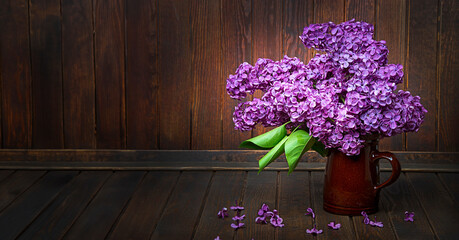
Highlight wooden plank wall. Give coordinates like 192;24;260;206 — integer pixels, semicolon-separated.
0;0;457;151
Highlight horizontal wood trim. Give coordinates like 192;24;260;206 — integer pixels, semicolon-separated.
0;150;457;164
0;161;457;173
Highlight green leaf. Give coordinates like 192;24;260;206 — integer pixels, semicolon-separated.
311;140;328;157
285;130;316;174
258;136;289;173
239;123;288;150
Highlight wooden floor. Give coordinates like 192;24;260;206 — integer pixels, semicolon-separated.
0;169;457;239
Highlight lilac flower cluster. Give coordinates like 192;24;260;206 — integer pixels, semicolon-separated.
255;204;284;227
226;19;427;155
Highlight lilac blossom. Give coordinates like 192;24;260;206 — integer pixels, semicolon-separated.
361;211;383;228
231;201;245;229
214;236;221;240
305;208;315;219
255;204;284;228
404;211;415;222
306;225;323;235
269;209;285;228
227;19;427;156
217;207;228;219
328;221;341;230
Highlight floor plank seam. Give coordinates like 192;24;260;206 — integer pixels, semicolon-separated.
436;173;457;205
0;170;48;215
404;172;440;240
148;171;182;239
190;171;215;240
16;171;83;239
60;171;114;239
104;171;149;239
0;170;16;185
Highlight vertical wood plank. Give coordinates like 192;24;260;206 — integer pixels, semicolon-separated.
17;171;111;239
278;172;313;239
234;171;277;240
94;0;126;149
345;0;375;24
438;0;459;151
150;171;212;239
126;0;159;149
407;172;459;239
282;0;314;63
193;171;246;239
0;171;78;240
62;0;96;148
158;0;192;149
0;0;32;148
310;172;356;240
314;0;345;24
63;171;144;239
108;171;180;239
221;0;252;149
380;172;436;239
29;0;64;148
190;0;222;149
405;0;437;151
376;0;406;151
252;0;282;137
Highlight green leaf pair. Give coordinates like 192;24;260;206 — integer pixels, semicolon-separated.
239;123;328;174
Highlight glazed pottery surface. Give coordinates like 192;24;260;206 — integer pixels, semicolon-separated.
323;139;401;215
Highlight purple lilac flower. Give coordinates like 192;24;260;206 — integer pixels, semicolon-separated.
255;203;270;224
369;216;384;228
328;221;341;230
231;201;245;229
361;211;370;224
269;209;285;228
404;211;415;222
214;236;221;240
305;208;315;219
227;19;427;156
217;207;228;219
306;225;323;235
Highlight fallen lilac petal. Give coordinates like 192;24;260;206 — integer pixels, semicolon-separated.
361;211;368;218
218;207;228;218
328;221;341;229
306;225;323;235
361;211;370;224
232;214;246;221
230;206;245;211
305;208;316;219
255;215;268;224
231;222;245;229
369;216;384;228
258;203;270;216
270;215;285;228
214;236;220;240
404;211;415;222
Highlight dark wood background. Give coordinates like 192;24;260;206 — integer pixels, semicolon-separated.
0;0;457;151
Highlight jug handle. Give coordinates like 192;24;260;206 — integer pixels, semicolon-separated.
371;151;401;191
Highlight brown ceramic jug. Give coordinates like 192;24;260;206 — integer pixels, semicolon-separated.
323;138;401;215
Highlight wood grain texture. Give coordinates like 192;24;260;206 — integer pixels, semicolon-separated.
158;0;192;149
405;0;437;151
193;171;246;239
438;173;459;203
29;0;64;148
314;0;345;24
407;172;459;239
252;0;282;137
282;0;313;63
126;0;159;149
376;0;406;151
63;171;144;239
107;171;180;239
0;171;78;239
0;170;14;183
234;171;277;240
0;0;32;148
278;171;313;239
0;170;46;211
380;172;435;239
94;0;126;149
191;0;222;149
62;0;96;149
17;171;111;239
150;171;212;239
221;0;252;149
310;172;356;240
438;0;459;151
345;0;375;24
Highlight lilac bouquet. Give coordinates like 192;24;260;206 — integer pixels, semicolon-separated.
226;19;427;173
